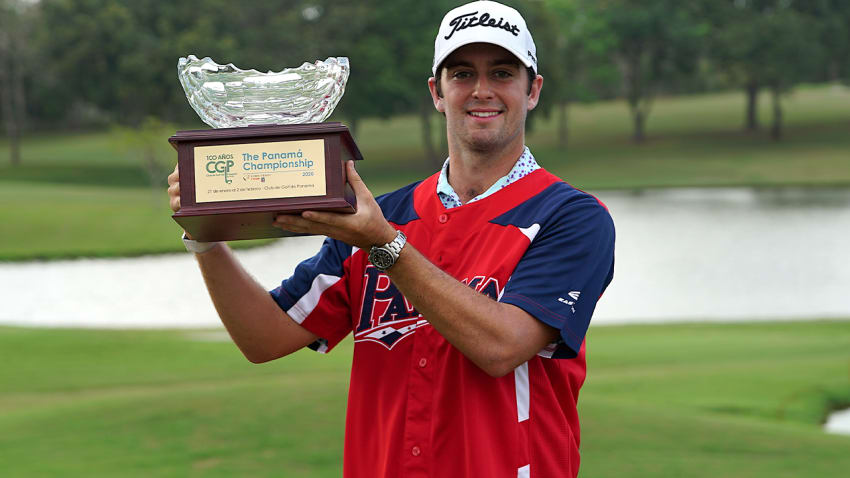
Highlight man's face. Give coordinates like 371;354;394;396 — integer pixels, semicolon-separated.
429;43;542;155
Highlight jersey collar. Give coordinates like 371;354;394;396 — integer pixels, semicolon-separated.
436;147;539;209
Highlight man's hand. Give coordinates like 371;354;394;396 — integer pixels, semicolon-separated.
273;161;397;248
278;161;557;376
167;163;200;241
167;164;181;213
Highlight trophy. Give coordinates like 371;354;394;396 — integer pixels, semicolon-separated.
169;55;361;242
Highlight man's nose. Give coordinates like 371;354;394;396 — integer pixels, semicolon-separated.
472;76;495;99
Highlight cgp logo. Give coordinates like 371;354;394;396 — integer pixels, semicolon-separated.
205;154;235;184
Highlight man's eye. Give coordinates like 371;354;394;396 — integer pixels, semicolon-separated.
452;71;472;79
494;70;513;79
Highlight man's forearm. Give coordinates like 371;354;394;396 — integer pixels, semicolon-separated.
386;243;558;377
270;162;557;375
194;244;318;363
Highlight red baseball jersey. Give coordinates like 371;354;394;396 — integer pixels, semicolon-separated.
271;168;615;478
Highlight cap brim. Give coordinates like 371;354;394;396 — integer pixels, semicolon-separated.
432;39;535;76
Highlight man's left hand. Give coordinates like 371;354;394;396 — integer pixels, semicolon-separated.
273;161;397;249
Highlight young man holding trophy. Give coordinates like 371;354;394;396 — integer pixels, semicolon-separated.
168;2;614;477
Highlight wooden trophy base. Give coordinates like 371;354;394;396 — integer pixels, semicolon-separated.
169;122;362;242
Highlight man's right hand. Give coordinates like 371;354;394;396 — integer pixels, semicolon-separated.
167;164;195;240
167;164;181;213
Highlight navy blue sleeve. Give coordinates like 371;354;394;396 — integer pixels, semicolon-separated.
269;237;351;314
500;194;615;358
268;237;353;353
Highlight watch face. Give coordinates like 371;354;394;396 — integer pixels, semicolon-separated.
369;248;394;270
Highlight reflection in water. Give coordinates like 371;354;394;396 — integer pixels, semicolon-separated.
751;187;850;209
617;187;850;209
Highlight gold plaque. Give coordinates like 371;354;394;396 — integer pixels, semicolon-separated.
193;139;327;203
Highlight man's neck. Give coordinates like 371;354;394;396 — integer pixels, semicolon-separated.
445;140;526;204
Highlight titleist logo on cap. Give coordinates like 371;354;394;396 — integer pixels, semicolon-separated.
444;11;521;40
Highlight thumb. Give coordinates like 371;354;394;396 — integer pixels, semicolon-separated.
346;161;368;195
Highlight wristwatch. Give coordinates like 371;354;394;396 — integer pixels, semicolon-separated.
368;230;407;271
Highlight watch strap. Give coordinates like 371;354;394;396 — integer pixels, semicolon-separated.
384;230;406;256
182;232;220;254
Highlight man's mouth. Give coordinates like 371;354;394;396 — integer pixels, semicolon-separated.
468;111;501;118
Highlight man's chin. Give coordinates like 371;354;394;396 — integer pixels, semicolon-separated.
464;132;503;152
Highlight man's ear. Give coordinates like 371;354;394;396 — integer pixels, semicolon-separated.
527;75;543;111
428;77;445;113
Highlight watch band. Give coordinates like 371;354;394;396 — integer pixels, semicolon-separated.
182;232;220;254
368;230;407;271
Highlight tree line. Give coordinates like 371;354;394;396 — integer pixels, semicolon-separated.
1;0;849;166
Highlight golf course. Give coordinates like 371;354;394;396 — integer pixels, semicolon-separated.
2;86;849;476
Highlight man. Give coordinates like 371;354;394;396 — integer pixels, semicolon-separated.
168;2;614;477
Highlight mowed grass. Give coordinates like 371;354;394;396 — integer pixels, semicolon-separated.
0;320;848;477
1;84;849;260
0;328;352;477
1;182;183;259
580;321;850;477
356;84;850;189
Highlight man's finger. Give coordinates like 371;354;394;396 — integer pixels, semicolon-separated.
274;214;308;229
273;219;307;234
274;217;335;238
301;210;345;227
167;164;179;185
274;213;327;233
346;161;369;196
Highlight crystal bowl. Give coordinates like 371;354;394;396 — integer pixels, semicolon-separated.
178;55;349;128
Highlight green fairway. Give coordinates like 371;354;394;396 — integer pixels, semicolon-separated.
580;321;850;477
1;182;183;259
1;85;849;260
0;320;848;477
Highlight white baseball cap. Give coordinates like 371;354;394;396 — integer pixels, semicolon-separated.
432;1;538;76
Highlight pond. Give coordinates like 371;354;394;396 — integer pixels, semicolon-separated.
1;187;849;328
593;186;850;324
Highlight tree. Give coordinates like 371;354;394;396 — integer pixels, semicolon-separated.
592;0;707;143
0;0;36;166
708;0;823;137
758;8;821;140
37;0;252;126
38;0;136;124
792;0;850;83
328;0;454;167
538;0;617;148
706;1;766;132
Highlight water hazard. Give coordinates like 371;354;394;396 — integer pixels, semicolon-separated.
593;186;850;323
1;187;849;328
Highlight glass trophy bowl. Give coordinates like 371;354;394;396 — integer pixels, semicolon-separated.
170;56;361;242
178;55;350;128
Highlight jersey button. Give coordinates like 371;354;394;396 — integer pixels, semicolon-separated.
418;358;427;368
438;213;448;223
411;446;421;457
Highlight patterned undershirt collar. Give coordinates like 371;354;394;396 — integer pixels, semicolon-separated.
436;146;539;209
